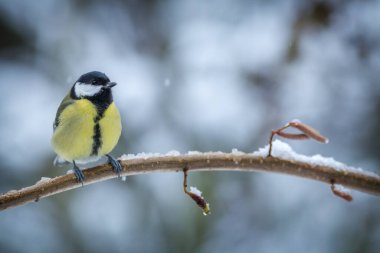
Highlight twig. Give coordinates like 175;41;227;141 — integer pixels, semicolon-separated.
0;152;379;211
331;179;353;202
183;167;210;215
268;120;328;157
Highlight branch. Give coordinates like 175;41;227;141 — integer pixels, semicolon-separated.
1;143;379;211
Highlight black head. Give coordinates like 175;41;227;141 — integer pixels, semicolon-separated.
71;71;117;99
77;71;111;86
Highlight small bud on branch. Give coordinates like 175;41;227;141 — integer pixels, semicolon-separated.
183;167;210;215
331;180;353;202
289;120;329;144
276;132;309;140
268;120;328;157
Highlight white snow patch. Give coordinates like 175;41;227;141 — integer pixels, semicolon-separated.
231;148;245;155
189;186;202;196
121;176;127;182
119;152;161;160
166;150;181;156
253;140;380;178
187;150;202;155
35;177;51;185
120;150;226;160
119;150;181;160
333;184;351;194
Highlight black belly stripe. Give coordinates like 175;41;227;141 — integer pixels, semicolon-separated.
85;88;113;156
91;115;102;156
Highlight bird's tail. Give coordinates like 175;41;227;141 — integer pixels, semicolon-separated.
53;155;70;167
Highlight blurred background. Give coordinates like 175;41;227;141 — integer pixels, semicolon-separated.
0;0;379;252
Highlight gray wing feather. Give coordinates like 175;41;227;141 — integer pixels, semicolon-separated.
53;94;75;131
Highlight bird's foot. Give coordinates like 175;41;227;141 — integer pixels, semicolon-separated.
72;162;85;186
106;155;122;178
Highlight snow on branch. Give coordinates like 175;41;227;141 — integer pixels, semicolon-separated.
0;140;379;212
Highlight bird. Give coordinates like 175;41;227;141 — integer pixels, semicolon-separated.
51;71;122;184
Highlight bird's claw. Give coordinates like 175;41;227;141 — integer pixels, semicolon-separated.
106;155;122;178
72;163;85;186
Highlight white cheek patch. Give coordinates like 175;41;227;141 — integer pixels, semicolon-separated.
74;82;102;97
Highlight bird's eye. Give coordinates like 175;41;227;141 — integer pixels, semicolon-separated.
92;80;97;85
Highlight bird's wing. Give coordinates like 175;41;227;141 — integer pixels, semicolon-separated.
53;94;75;131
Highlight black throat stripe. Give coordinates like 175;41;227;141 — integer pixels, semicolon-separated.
90;92;113;156
91;115;102;156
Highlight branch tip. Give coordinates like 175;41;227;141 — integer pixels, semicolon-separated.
330;180;353;202
183;168;211;215
268;120;328;156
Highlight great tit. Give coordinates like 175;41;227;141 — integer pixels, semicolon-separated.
51;71;122;184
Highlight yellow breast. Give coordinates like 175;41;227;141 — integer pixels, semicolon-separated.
51;100;121;161
98;102;122;156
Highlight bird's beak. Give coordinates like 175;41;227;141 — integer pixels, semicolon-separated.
106;82;117;88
